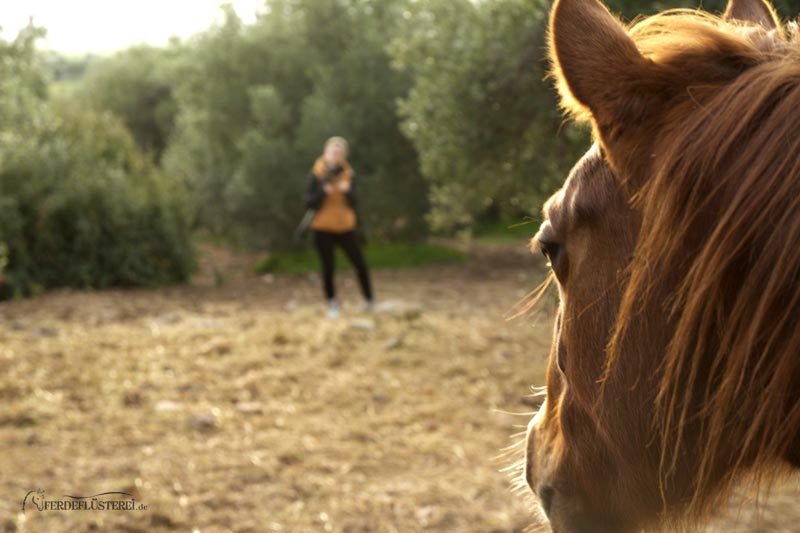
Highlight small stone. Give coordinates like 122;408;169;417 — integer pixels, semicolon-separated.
375;300;423;320
32;327;58;338
152;313;182;326
149;512;176;528
278;452;303;465
383;335;404;351
235;402;263;415
349;318;375;331
415;505;437;526
272;332;290;345
199;341;231;356
187;414;218;431
123;391;144;407
154;400;184;413
372;393;391;405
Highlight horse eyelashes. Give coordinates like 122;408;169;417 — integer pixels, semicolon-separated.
539;241;561;264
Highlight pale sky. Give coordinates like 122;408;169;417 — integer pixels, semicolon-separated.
0;1;264;54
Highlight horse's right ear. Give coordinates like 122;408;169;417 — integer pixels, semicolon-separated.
549;0;646;126
724;0;780;30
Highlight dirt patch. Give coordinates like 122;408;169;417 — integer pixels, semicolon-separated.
0;247;549;533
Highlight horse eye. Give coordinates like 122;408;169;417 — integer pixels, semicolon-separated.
535;220;562;267
538;239;561;265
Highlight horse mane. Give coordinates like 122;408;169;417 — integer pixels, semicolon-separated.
602;9;800;519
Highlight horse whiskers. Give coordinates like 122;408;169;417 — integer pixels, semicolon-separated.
529;385;547;397
494;440;527;464
505;273;555;321
492;408;539;417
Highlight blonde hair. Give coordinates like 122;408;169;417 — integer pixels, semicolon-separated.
324;136;349;155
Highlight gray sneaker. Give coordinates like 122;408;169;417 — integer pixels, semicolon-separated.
327;299;340;319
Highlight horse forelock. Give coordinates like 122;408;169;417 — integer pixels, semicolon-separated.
603;8;800;519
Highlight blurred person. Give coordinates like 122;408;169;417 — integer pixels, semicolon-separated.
304;137;373;319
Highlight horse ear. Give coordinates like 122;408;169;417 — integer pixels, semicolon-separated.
724;0;780;30
549;0;646;123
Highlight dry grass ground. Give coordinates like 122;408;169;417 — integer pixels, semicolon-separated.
1;243;798;533
0;244;549;533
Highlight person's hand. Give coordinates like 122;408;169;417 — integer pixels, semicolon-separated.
338;181;351;193
323;183;334;194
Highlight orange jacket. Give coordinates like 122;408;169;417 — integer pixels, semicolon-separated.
305;157;358;233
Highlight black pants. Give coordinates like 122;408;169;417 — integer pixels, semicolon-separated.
313;230;373;301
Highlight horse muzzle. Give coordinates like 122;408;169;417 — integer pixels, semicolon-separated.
525;400;554;515
524;400;619;533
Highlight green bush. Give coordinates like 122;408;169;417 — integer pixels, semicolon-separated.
0;99;194;297
0;242;8;281
0;25;195;298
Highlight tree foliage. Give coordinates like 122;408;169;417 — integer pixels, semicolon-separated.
75;0;800;244
391;0;591;234
157;0;427;248
0;26;193;298
389;0;798;234
79;45;179;162
4;0;797;296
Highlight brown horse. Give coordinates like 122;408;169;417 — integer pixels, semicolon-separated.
523;0;800;531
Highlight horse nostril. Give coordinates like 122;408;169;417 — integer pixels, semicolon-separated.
538;484;556;517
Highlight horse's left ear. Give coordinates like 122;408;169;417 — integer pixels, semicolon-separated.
724;0;780;30
549;0;649;128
